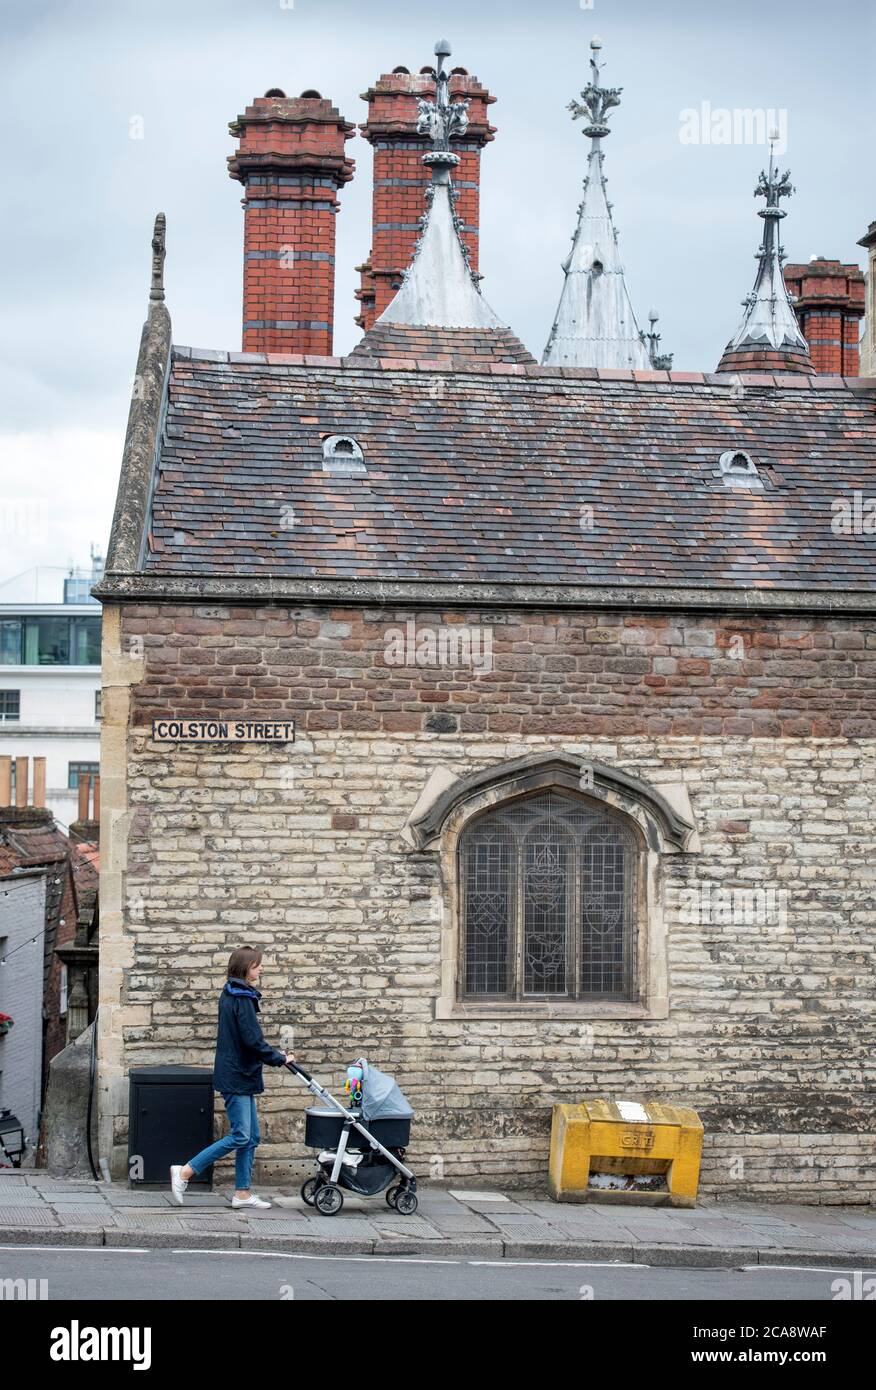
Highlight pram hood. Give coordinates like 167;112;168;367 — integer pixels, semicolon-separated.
353;1057;414;1122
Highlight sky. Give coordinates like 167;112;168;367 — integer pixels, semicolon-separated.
1;0;873;593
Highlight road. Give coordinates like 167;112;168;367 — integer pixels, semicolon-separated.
0;1244;865;1300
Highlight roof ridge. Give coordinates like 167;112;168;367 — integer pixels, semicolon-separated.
170;346;876;390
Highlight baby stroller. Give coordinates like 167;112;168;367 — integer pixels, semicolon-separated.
285;1056;418;1217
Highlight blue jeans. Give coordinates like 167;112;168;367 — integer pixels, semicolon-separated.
187;1093;261;1191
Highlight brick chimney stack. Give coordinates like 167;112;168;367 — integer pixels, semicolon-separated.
355;65;496;330
0;756;46;809
783;257;865;376
228;90;356;356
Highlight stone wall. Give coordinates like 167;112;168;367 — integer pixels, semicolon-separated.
98;602;876;1200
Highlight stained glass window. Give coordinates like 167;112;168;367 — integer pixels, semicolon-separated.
460;791;637;1001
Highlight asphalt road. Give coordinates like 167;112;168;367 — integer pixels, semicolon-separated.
0;1244;865;1301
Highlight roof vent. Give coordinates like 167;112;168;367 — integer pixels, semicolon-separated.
322;434;366;476
718;449;763;489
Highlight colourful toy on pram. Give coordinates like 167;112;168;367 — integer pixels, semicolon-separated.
284;1055;417;1217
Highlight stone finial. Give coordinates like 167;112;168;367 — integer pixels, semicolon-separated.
416;38;470;174
568;35;622;139
149;213;166;304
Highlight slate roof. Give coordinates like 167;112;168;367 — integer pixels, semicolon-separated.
347;322;535;364
138;348;876;590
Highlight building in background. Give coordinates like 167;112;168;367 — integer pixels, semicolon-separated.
859;221;876;377
0;553;103;828
0;862;46;1160
0;757;99;1166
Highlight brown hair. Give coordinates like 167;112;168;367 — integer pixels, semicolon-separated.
227;945;263;982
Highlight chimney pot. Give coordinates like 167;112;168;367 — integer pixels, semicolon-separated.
229;89;355;355
783;257;866;376
14;758;29;809
33;757;46;810
78;772;89;822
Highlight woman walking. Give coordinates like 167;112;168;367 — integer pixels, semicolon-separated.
170;946;294;1208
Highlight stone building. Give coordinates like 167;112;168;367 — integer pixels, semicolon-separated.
95;41;876;1200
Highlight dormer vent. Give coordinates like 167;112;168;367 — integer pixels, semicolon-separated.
322;435;366;475
718;449;764;490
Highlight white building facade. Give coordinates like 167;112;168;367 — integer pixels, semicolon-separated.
0;577;102;827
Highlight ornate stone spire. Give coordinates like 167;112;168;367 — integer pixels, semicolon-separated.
542;38;651;370
375;40;510;333
716;136;814;375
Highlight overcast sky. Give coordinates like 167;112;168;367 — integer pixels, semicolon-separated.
1;0;872;593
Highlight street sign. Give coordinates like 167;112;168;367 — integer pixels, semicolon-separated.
151;719;295;743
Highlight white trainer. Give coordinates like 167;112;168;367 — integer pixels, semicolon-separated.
231;1194;272;1209
170;1164;189;1205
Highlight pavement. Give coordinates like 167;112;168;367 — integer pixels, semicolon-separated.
1;1171;875;1267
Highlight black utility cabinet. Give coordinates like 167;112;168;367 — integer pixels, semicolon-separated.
128;1065;215;1188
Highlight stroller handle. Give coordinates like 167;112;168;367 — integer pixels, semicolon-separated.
284;1059;314;1083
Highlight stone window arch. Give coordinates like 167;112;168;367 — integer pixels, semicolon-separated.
404;751;697;1021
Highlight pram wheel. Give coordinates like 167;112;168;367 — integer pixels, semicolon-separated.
301;1177;320;1206
314;1183;344;1216
385;1185;400;1208
394;1189;418;1216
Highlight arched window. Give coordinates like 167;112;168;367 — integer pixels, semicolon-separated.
459;790;639;1002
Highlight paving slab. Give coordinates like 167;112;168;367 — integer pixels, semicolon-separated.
112;1212;187;1232
179;1215;245;1233
2;1178;873;1264
54;1208;116;1226
0;1207;58;1226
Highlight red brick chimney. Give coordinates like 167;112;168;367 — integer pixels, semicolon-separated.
355;65;496;330
228;90;356;355
783;258;865;376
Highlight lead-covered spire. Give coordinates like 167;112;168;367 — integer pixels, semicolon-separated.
716;136;814;375
542;38;651;370
350;40;534;364
377;39;505;331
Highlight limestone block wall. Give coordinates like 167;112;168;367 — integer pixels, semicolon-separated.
98;603;876;1199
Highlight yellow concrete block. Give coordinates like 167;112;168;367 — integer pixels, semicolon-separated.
549;1099;703;1207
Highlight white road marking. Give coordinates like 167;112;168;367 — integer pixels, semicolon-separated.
742;1262;875;1274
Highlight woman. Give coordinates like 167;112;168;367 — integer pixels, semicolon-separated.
170;946;294;1209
